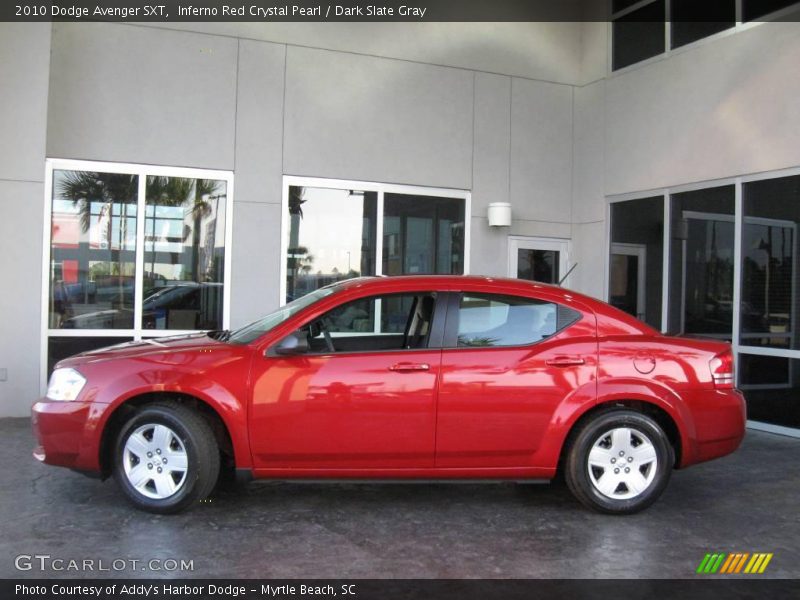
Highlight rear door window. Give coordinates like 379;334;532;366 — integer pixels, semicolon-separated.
455;294;580;347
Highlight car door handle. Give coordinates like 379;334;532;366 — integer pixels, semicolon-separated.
546;356;585;367
389;362;430;372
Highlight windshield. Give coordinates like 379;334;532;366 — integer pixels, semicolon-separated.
226;287;336;344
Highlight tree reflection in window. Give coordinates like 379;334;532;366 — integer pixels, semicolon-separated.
50;171;138;329
144;176;227;330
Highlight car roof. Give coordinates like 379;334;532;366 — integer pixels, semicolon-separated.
333;274;583;302
328;275;657;336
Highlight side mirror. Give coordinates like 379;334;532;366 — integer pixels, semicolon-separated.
269;332;309;356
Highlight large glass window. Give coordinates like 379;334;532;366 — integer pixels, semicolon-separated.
610;171;800;431
283;180;467;304
611;0;780;71
740;175;799;351
285;186;377;303
609;196;665;330
45;161;232;378
668;185;735;338
49;170;138;330
383;194;464;276
144;176;227;330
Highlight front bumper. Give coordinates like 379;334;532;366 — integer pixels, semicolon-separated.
31;399;108;473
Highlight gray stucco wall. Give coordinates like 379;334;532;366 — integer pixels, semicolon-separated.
0;23;51;417
3;19;800;417
43;22;577;333
569;21;800;305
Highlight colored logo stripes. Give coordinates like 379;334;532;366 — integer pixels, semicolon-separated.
696;552;773;574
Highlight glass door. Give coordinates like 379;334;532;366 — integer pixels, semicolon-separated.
610;243;647;321
508;237;570;286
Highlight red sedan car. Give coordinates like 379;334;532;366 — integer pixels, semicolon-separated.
32;276;745;514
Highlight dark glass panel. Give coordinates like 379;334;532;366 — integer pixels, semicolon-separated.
739;354;800;428
743;0;800;21
671;0;735;48
517;249;560;284
382;194;465;276
612;0;666;70
48;337;132;376
741;175;800;351
668;185;735;339
609;196;664;329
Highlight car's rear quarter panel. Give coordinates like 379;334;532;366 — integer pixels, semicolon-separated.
597;335;745;466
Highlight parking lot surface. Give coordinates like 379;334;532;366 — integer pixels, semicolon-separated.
2;418;798;578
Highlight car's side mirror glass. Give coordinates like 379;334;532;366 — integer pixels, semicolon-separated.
269;332;309;356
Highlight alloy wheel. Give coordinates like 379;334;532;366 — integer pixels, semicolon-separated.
122;423;188;500
587;427;658;500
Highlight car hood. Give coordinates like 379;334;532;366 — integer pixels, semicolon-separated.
56;333;226;367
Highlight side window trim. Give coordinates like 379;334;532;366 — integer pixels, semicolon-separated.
441;292;581;350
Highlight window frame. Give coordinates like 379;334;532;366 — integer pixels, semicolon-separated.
608;0;799;76
606;164;800;437
41;158;235;392
279;176;471;306
441;292;582;350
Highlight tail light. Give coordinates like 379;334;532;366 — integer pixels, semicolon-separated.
709;350;735;389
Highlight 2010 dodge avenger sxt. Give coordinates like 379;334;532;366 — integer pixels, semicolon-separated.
32;276;745;514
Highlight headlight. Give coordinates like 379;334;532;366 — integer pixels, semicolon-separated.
46;368;87;401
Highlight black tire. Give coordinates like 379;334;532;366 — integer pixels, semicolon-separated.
113;401;220;514
564;409;673;515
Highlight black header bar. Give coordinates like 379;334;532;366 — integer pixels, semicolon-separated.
4;0;800;22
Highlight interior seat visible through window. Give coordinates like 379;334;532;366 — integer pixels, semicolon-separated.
303;292;437;354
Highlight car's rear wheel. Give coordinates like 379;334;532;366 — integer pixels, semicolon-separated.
113;402;219;514
564;409;673;514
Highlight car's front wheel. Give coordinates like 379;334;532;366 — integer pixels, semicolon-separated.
113;402;219;513
564;409;673;514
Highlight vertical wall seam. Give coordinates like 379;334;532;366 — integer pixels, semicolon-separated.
471;71;476;194
281;44;288;174
232;39;240;171
570;84;575;228
507;77;513;207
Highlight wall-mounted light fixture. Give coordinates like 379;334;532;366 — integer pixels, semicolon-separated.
487;202;512;227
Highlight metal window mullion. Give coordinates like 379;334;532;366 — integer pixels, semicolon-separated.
463;192;472;274
732;178;743;384
376;189;384;277
279;179;290;306
133;172;147;342
222;175;234;329
374;189;385;333
735;0;743;24
40;162;55;394
664;0;672;52
661;192;670;333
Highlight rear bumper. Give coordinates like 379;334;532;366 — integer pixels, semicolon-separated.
682;389;746;467
31;399;106;473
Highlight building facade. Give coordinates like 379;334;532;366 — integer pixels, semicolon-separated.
1;14;799;433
